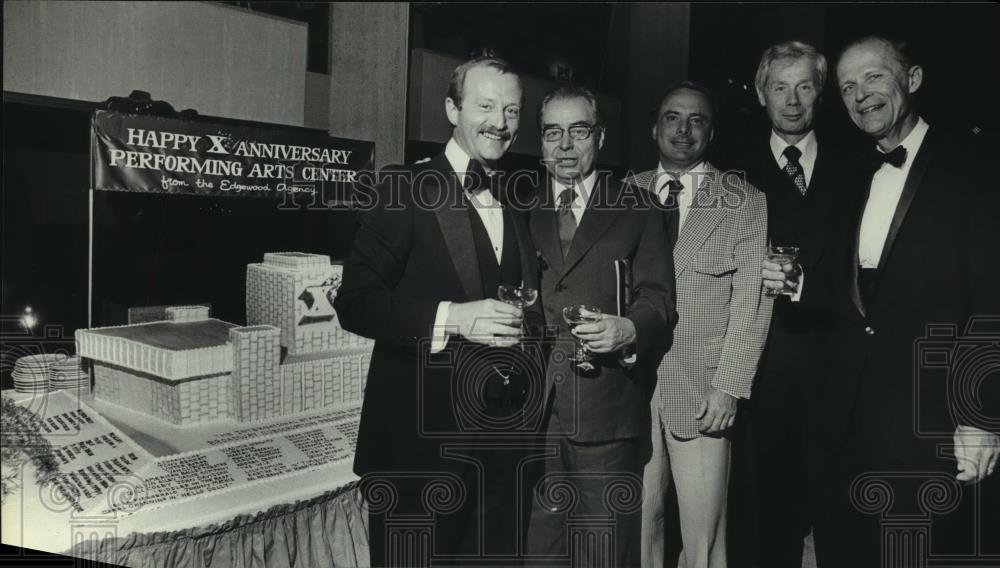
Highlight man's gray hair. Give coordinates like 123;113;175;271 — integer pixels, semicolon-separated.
754;41;828;93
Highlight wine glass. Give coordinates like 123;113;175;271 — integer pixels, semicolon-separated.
562;305;602;372
498;284;538;312
765;246;800;297
495;285;539;381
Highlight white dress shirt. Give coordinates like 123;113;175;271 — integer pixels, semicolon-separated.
549;170;598;225
858;117;929;268
431;139;507;352
654;160;710;231
769;129;818;189
792;117;929;301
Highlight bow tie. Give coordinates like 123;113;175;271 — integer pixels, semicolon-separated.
464;160;500;197
878;145;907;168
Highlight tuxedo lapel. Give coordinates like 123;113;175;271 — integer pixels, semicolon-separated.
428;154;482;301
847;197;867;317
504;200;538;288
873;129;935;279
673;169;727;276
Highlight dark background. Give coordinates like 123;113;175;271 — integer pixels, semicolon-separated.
3;1;999;376
2;3;999;567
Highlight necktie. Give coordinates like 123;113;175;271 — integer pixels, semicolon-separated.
662;179;684;248
557;187;577;259
782;145;808;195
878;145;907;168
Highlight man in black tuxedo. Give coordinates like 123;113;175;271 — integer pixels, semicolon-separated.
730;41;847;568
763;36;1000;567
524;85;676;567
335;57;544;566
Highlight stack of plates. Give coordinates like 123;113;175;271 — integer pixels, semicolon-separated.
49;356;90;393
12;353;67;393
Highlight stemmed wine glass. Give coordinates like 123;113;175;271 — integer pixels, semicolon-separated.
562;305;602;372
498;284;539;318
494;285;539;382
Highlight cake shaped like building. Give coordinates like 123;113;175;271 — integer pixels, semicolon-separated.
76;253;373;426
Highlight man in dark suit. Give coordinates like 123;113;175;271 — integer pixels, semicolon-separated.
763;36;1000;567
335;56;544;567
730;41;842;568
524;85;676;567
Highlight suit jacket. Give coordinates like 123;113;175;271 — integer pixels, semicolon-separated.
797;125;1000;466
737;132;843;263
627;163;772;438
738;134;862;398
335;152;542;476
528;174;676;443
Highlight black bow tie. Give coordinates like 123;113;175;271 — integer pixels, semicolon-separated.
465;159;500;197
878;145;907;168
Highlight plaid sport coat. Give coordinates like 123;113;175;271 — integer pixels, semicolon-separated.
626;163;773;438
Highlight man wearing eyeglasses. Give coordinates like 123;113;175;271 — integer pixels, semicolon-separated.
525;85;676;567
627;82;771;568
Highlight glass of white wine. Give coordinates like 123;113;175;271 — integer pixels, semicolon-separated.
562;304;602;372
495;285;539;381
766;246;800;296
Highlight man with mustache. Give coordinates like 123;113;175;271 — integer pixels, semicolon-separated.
762;36;1000;566
525;85;676;567
629;82;771;568
335;56;543;566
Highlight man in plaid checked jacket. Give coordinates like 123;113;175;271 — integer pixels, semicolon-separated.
628;82;773;568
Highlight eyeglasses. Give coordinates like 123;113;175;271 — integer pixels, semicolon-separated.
541;124;599;143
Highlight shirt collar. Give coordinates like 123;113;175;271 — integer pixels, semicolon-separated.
769;129;817;164
444;138;483;182
878;116;929;163
655;160;710;190
550;170;598;206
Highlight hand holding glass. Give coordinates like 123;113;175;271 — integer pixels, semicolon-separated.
497;285;537;342
562;305;602;372
495;285;538;381
765;246;800;296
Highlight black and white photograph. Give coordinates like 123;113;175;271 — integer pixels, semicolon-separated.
2;2;998;567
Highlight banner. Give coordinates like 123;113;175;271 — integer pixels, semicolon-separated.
91;110;374;198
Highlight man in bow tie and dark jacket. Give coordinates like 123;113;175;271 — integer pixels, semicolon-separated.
763;35;1000;567
335;56;545;567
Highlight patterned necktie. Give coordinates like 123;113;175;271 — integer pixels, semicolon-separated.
782;145;808;195
557;187;577;259
662;179;684;248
